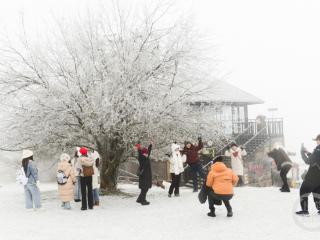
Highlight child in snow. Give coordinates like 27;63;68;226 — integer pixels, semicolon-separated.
135;142;153;205
168;143;186;197
57;153;76;210
77;147;95;210
296;135;320;215
91;151;100;206
267;147;293;192
224;143;247;186
21;150;42;210
206;156;238;217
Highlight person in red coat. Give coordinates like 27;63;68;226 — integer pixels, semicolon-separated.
181;137;204;192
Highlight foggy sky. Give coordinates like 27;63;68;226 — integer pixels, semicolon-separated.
0;0;319;156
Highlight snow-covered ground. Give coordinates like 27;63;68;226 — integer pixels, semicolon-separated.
0;182;319;240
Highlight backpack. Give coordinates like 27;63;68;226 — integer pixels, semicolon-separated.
82;166;94;177
56;170;69;185
16;167;28;186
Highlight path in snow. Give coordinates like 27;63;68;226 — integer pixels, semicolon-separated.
0;183;319;240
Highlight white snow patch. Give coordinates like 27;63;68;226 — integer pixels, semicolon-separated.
0;183;319;240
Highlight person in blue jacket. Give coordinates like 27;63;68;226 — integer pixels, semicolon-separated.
21;150;41;210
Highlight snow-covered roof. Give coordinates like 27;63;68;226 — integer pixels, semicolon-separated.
190;80;264;105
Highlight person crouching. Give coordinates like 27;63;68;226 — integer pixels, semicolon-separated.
206;156;239;217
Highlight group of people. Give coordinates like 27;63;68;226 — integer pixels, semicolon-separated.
17;133;320;217
134;137;242;217
18;147;100;211
266;134;320;216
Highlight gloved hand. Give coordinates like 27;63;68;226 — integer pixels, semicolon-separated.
198;136;202;142
36;180;40;186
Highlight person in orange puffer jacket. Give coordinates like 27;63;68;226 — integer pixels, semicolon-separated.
206;156;239;217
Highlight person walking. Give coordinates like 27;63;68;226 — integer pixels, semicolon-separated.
181;137;204;192
168;143;186;197
225;143;247;186
135;142;153;205
296;135;320;215
21;150;42;210
77;147;95;210
57;153;76;210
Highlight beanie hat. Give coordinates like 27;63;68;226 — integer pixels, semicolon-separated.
22;150;33;159
171;143;181;153
79;147;88;156
60;153;71;162
213;155;224;163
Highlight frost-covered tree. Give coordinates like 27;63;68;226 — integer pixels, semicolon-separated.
0;1;224;192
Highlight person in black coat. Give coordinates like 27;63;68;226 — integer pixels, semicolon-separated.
135;142;153;205
296;134;320;215
267;147;293;192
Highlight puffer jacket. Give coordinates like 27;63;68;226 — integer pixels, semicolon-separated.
268;148;292;170
57;161;76;202
26;161;39;184
92;165;100;189
181;140;203;165
206;162;239;195
169;143;186;175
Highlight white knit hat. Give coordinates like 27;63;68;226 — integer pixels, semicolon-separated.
22;150;33;159
60;153;71;162
171;143;181;153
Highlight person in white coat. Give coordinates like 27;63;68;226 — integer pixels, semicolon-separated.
91;150;100;206
225;143;247;186
168;143;186;197
71;147;81;202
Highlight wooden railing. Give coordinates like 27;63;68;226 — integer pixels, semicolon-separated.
232;118;283;137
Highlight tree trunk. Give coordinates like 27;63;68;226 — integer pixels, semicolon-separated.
97;137;126;194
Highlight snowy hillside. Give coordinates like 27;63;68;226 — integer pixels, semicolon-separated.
0;183;319;240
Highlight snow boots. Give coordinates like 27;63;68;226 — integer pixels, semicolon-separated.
207;211;216;217
296;197;309;215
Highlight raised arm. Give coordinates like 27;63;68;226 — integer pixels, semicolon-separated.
195;138;203;151
148;144;153;158
302;147;320;166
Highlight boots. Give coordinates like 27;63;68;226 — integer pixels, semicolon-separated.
227;211;233;217
296;197;309;215
141;201;150;205
207;211;216;217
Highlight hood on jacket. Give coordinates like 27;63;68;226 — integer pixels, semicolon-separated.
211;162;228;173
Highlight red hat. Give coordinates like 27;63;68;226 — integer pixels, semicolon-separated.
79;147;88;156
141;147;149;155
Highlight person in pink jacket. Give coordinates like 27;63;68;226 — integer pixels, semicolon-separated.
57;153;76;210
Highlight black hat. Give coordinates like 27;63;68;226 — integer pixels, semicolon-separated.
230;142;238;147
313;134;320;141
213;155;224;163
